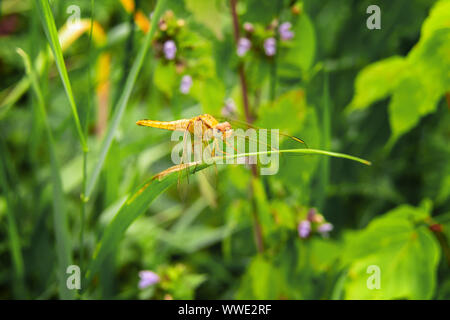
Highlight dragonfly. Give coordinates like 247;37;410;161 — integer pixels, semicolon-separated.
136;114;307;200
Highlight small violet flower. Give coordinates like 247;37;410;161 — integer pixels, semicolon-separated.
180;75;193;94
138;270;160;289
264;37;276;56
163;40;177;60
298;220;311;239
221;98;237;117
318;223;334;237
237;37;251;57
279;22;294;41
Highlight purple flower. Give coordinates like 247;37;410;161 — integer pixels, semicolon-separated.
318;223;333;237
243;22;254;33
180;75;193;94
264;37;276;56
298;220;311;239
163;40;177;60
221;98;237;117
138;270;160;289
279;22;294;41
237;37;251;57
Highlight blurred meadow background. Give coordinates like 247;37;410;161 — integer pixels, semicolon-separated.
0;0;449;300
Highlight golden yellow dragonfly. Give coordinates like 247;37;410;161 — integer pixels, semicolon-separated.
136;113;306;180
136;114;233;137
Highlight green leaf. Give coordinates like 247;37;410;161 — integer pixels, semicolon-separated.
342;205;440;300
388;28;450;144
278;13;316;78
236;255;285;299
184;0;225;39
153;62;177;98
347;56;406;113
420;0;450;40
346;0;450;144
387;74;442;142
191;77;225;115
256;89;307;133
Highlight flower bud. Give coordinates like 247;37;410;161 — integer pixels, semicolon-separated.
243;22;254;33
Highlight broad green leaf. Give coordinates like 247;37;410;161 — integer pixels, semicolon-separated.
308;239;341;273
387;74;442;142
241;0;281;25
184;0;225;39
269;200;296;230
347;56;406;113
347;0;450;144
279;13;316;78
256;89;307;133
343;205;440;300
388;28;450;143
191;77;226;115
236;255;286;299
153;62;177;98
420;0;450;40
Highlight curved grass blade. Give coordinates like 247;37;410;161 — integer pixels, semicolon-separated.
86;147;369;285
86;0;168;198
36;0;87;150
17;48;74;299
85;169;182;285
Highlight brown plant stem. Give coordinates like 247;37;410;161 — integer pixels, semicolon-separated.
229;0;264;253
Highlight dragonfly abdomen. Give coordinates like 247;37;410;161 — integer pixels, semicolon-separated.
136;119;192;131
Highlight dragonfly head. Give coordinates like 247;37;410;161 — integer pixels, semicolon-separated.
215;121;233;138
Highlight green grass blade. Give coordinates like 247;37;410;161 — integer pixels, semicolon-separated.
86;147;369;284
35;0;87;150
0;141;26;298
86;0;167;198
217;148;371;166
17;48;75;299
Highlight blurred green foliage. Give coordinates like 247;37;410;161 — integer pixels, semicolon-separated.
0;0;449;300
